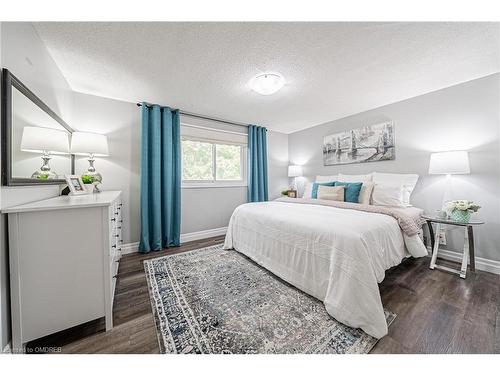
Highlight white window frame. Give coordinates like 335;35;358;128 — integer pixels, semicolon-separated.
181;136;247;189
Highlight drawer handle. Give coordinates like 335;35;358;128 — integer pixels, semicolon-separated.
117;207;121;210
115;234;120;238
111;218;116;222
119;220;123;223
112;245;117;248
117;226;122;229
117;248;122;251
119;203;123;207
115;260;120;263
113;275;118;279
115;212;119;215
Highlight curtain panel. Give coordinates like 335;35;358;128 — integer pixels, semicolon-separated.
247;125;269;202
139;104;181;252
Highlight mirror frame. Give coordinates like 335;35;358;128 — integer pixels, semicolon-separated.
1;68;75;186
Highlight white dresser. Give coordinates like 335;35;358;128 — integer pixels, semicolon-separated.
4;191;123;352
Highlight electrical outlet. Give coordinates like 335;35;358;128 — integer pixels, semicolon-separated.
439;230;447;245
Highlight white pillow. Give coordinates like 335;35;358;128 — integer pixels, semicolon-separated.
358;181;375;205
372;172;419;206
302;182;313;198
371;183;405;207
338;173;373;183
315;175;338;183
317;185;344;201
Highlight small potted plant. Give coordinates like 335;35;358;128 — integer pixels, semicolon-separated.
81;174;102;193
81;174;94;193
445;200;481;223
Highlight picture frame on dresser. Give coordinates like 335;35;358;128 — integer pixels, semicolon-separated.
65;174;88;195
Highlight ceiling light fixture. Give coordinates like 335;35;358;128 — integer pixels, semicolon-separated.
250;73;285;95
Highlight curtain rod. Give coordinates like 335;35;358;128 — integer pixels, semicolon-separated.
136;102;249;128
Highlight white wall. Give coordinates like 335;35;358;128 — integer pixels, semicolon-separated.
288;73;500;261
71;92;139;244
71;92;290;243
0;22;74;350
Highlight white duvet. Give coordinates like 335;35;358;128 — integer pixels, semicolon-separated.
223;200;427;339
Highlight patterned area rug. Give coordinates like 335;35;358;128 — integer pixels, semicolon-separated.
144;244;395;354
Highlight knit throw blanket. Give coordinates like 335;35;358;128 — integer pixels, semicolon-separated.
275;197;425;236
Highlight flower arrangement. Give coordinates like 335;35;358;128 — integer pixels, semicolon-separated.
445;200;480;213
445;200;480;223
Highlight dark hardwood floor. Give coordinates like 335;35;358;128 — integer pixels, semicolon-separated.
26;236;500;354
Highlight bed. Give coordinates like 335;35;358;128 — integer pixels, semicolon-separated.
223;197;428;339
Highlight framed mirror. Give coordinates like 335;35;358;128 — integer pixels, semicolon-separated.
1;68;74;186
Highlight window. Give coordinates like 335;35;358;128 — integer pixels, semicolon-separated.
181;124;247;187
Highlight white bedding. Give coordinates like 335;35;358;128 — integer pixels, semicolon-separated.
223;200;427;339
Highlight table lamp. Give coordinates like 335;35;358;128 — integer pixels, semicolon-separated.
429;150;470;205
20;126;70;179
70;131;109;188
288;165;303;191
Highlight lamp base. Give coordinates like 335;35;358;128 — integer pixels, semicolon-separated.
31;152;58;180
31;170;58;180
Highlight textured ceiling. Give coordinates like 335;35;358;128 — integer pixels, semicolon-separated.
34;22;499;134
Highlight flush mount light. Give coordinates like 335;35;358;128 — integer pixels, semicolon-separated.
250;73;285;95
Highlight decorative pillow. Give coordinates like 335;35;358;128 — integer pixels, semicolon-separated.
358;181;375;205
338;173;373;183
302;182;313;198
371;183;405;207
372;172;419;206
315;175;338;183
317;185;345;201
334;182;363;203
311;182;336;199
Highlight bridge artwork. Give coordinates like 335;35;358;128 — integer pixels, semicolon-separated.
323;121;395;166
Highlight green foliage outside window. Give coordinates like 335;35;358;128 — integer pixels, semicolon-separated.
216;144;241;180
182;139;242;182
182;140;213;180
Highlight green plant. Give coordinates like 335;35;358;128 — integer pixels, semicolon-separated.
281;189;289;196
37;173;49;180
81;175;94;184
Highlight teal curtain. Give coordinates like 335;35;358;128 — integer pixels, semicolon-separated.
139;104;181;253
247;125;269;202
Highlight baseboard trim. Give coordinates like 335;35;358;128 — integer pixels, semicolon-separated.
121;227;227;255
180;227;227;244
2;341;11;354
121;242;139;255
426;246;500;275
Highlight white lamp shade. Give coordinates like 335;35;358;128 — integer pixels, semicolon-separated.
70;132;109;156
429;151;470;175
288;165;303;177
20;126;70;154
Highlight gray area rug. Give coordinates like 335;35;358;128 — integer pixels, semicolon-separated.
144;244;395;354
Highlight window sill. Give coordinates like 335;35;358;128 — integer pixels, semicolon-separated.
182;183;247;189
